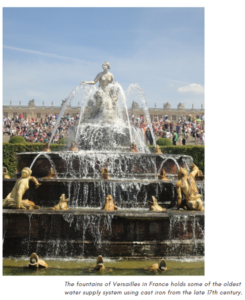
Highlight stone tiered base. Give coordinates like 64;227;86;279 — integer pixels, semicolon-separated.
3;209;204;258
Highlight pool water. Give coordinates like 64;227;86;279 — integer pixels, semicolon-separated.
3;258;204;276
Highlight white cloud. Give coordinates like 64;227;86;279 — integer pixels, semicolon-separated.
177;83;204;94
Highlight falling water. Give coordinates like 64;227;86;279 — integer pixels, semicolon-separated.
75;85;98;142
158;156;180;173
29;152;58;177
126;83;156;147
27;214;32;254
49;84;81;145
112;82;133;143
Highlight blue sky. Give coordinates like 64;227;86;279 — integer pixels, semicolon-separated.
3;7;204;108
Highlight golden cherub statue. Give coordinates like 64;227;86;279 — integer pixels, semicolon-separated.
175;163;204;211
42;168;57;179
3;167;11;179
101;195;118;211
130;142;138;153
148;196;166;212
3;167;41;210
101;167;110;179
69;141;79;152
51;194;69;210
154;145;162;154
42;142;51;152
158;169;169;181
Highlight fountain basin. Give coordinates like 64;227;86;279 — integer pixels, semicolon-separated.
16;152;193;179
3;209;204;258
3;178;204;208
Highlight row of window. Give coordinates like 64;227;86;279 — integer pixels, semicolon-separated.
3;112;77;119
152;115;200;121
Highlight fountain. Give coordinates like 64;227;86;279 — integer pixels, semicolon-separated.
3;62;204;260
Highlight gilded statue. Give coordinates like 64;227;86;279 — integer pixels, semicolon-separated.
69;141;78;152
101;195;118;211
195;170;205;181
3;167;41;210
42;142;51;152
154;145;162;154
145;259;168;273
42;168;57;179
175;163;204;211
94;255;105;271
130;142;138;153
148;196;166;212
158;169;169;181
51;194;69;210
101;167;110;180
3;167;11;179
26;253;48;269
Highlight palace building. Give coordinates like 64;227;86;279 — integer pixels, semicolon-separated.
3;99;204;121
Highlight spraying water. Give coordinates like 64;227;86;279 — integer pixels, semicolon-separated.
126;83;157;147
49;85;81;145
29;152;58;177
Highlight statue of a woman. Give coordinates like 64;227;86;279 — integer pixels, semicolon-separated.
3;167;41;209
81;61;114;92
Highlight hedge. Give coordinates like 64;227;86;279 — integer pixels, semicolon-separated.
149;145;204;174
3;143;65;178
156;138;172;146
3;143;204;178
9;136;26;144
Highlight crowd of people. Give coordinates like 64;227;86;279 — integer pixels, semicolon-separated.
3;111;205;146
3;113;79;143
128;113;205;146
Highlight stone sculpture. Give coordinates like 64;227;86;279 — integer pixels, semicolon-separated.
28;99;36;108
175;163;204;211
3;167;11;179
26;253;48;269
148;196;166;212
163;102;171;110
131;101;139;109
51;194;69;210
94;255;105;271
81;62;123;124
69;141;79;152
101;195;118;211
101;168;110;180
42;168;57;179
146;259;168;272
158;169;169;181
81;61;114;92
3;167;41;210
177;102;185;110
130;142;138;153
42;142;51;152
154;145;162;154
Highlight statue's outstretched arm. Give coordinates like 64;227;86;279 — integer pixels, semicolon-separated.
81;73;101;85
81;80;96;85
30;176;41;188
190;163;199;178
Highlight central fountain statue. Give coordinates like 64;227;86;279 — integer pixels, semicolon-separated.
81;61;121;124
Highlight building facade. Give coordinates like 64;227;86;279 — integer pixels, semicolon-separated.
3;99;204;122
